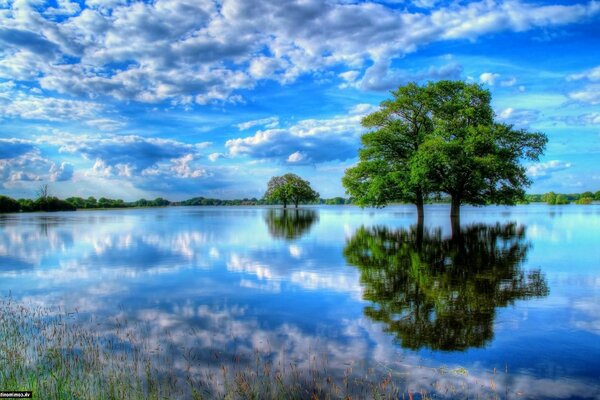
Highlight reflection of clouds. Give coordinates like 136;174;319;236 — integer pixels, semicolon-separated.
0;227;74;270
289;271;362;297
226;251;362;296
227;253;273;280
288;244;302;258
572;297;600;335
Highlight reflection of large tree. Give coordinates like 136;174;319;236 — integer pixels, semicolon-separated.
344;223;549;351
264;209;319;240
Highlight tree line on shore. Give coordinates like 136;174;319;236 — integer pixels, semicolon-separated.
2;190;596;214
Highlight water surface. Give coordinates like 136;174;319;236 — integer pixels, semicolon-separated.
0;204;598;399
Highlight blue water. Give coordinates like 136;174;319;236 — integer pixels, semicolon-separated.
0;204;598;399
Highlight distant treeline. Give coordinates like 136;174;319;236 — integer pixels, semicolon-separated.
0;194;352;213
1;191;597;213
0;195;171;213
177;196;352;206
525;191;600;205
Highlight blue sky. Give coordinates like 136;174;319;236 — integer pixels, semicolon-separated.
0;0;599;200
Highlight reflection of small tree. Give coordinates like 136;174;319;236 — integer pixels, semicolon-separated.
264;209;319;240
344;223;549;351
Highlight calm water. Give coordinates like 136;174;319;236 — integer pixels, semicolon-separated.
1;205;599;399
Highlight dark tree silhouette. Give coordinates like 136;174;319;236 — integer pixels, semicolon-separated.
344;222;549;351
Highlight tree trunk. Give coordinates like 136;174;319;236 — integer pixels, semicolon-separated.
415;190;424;224
294;199;299;208
450;195;461;239
283;199;287;209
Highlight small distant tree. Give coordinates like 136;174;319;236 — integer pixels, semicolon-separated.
264;174;318;208
36;184;50;211
594;191;600;201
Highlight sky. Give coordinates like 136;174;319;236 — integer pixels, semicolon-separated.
0;0;599;201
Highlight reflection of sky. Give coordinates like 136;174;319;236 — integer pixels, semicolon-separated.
0;205;599;399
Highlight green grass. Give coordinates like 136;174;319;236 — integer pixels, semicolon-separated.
0;298;505;399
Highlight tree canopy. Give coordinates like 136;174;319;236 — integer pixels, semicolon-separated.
264;173;319;208
342;82;433;220
343;80;548;225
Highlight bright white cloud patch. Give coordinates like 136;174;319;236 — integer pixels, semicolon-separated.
480;72;500;85
568;84;600;105
497;107;540;127
527;160;572;180
0;139;71;186
567;65;600;81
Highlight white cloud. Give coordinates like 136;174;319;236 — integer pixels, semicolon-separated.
287;151;306;163
208;152;226;162
0;0;597;103
479;72;500;85
358;61;463;91
555;112;600;126
49;161;74;181
225;105;373;164
527;160;571;180
0;141;73;185
568;84;600;105
500;77;517;87
567;65;600;82
0;93;103;122
497;107;540;127
236;116;279;131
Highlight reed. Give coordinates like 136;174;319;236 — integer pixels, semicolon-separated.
0;298;502;399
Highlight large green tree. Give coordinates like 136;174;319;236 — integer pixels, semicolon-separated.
416;81;547;227
343;81;547;228
264;173;319;208
342;83;433;221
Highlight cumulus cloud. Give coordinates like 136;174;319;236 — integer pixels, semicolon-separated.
0;0;597;103
41;133;208;178
49;161;74;181
497;107;540;127
527;160;571;180
225;104;376;164
0;141;73;185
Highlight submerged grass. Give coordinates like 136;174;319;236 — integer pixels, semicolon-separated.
0;297;504;399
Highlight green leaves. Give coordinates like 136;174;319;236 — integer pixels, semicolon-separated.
344;80;548;217
264;173;319;208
